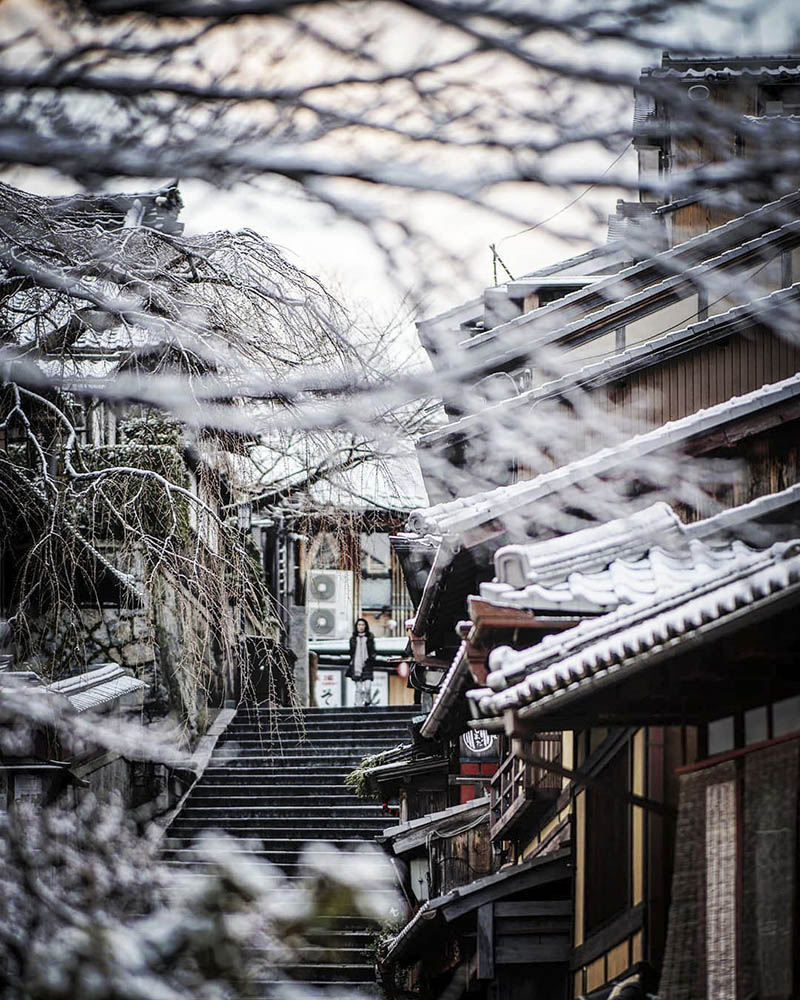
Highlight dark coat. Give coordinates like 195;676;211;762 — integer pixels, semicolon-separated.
346;632;376;681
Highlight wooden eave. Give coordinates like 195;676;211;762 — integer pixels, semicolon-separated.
686;393;800;454
465;599;582;685
382;850;572;968
468;597;581;634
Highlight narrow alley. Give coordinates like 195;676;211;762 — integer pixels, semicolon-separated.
162;705;418;993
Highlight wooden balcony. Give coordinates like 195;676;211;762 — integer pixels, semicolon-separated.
489;733;562;843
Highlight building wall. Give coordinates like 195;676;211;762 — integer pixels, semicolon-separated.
569;725;699;997
511;323;800;488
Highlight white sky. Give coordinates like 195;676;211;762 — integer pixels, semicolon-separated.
4;0;800;331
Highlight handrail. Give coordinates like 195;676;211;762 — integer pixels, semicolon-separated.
490;733;562;834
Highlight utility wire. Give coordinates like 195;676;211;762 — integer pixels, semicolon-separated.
490;141;634;284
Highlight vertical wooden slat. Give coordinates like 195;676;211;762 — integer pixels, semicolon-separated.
754;324;765;391
692;351;702;415
706;780;737;1000
575;789;586;947
732;335;743;396
633;729;645;907
669;357;679;421
477;903;494;980
724;336;733;403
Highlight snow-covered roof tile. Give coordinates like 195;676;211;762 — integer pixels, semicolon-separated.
651;61;800;81
48;663;146;714
491;502;682;589
470;540;800;723
481;535;760;616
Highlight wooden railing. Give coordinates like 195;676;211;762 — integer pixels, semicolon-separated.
489;733;562;842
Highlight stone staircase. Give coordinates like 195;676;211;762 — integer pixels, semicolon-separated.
163;704;417;994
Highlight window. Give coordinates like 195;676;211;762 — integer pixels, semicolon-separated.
757;84;800;116
744;706;768;745
706;698;800;757
708;716;734;755
584;743;630;934
772;695;800;737
361;532;391;610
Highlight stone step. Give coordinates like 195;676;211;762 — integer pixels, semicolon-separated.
170;825;388;840
183;795;385;810
281;964;375;983
192;783;364;796
237;707;417;716
162;703;409;994
233;715;414;727
225;720;411;731
168;823;388;839
213;744;394;755
205;757;380;767
229;727;409;739
161;852;372;869
249;979;380;995
188;797;388;812
162;848;374;868
212;750;401;760
200;768;364;779
175;801;387;814
210;749;384;759
193;780;362;793
202;766;357;776
226;716;411;734
162;861;397;889
294;946;374;959
163;836;370;849
218;729;401;750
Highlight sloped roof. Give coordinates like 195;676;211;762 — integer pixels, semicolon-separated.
481;507;760;616
0;180;184;237
470;540;800;725
457;188;800;375
419;641;468;739
646;56;800;80
383;848;571;965
416;243;629;347
382;795;488;854
1;181;184;234
48;663;146;714
420;282;800;454
417;485;800;734
408;371;800;541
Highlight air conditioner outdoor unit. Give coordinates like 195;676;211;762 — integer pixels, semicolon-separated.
307;570;353;640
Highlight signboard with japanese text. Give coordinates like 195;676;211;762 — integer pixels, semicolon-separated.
459;728;499;761
315;669;342;708
344;671;389;707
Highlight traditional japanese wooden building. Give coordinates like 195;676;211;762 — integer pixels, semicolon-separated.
471;486;800;998
383;486;800;998
380;53;800;1000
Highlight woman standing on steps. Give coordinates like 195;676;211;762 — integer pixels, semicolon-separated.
346;617;376;707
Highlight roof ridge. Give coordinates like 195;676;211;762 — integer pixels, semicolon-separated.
477;539;792;702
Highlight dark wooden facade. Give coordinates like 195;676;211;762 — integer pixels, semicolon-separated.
508;321;800;491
